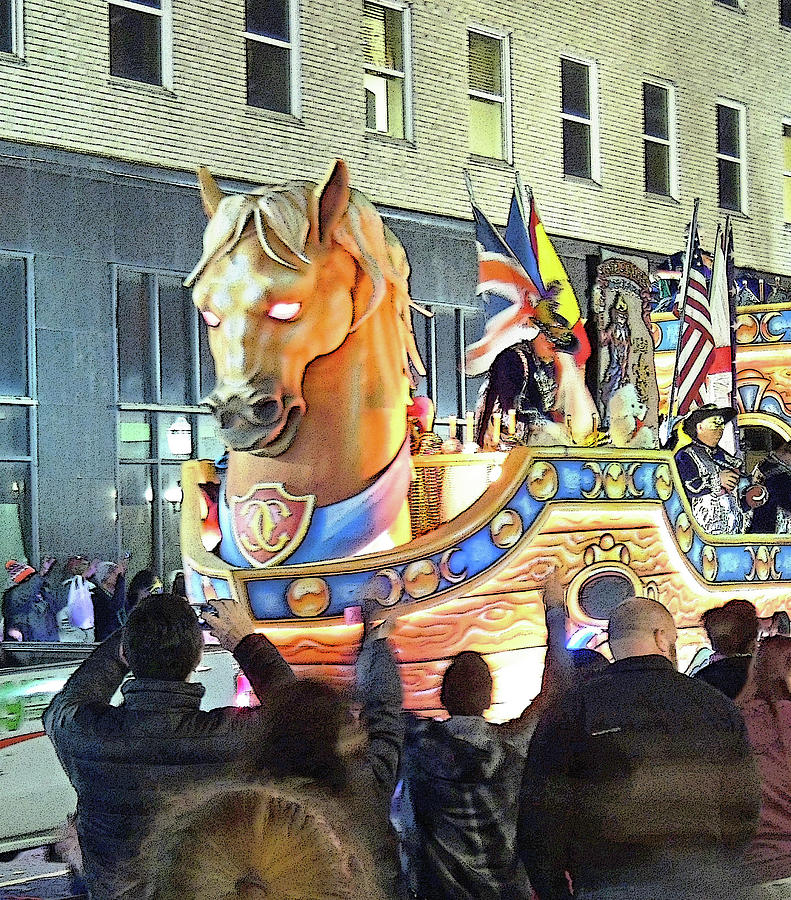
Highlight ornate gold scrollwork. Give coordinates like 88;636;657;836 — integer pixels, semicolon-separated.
625;463;644;499
439;548;467;584
583;462;643;500
582;462;604;499
582;532;631;566
374;569;404;606
759;312;783;343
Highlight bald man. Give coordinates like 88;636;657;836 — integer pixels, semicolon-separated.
519;597;759;900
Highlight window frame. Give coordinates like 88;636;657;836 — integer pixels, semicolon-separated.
0;250;39;567
112;264;217;577
1;0;24;57
716;98;748;214
560;54;600;183
412;298;485;423
642;78;679;200
783;118;791;223
244;0;301;117
467;24;512;164
108;0;172;89
362;0;413;141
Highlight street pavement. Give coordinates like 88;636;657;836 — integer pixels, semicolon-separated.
0;848;81;899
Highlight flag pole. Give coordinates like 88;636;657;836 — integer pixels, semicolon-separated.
665;197;701;443
514;171;532;219
463;169;477;206
724;215;741;456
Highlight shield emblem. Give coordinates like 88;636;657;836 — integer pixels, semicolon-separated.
229;483;316;567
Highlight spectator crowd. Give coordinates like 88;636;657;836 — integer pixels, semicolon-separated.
1;553;175;653
4;562;791;899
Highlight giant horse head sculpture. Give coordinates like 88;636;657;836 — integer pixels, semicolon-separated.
185;161;424;458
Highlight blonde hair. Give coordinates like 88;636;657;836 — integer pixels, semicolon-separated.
144;780;383;900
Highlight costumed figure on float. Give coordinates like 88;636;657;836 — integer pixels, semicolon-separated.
467;176;600;450
747;441;791;535
674;405;748;535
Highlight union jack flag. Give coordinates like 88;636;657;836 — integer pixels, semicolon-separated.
675;230;714;416
464;199;541;376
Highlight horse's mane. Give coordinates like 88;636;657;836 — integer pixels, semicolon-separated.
185;180;424;386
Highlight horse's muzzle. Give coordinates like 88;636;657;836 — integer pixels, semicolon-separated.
210;390;305;455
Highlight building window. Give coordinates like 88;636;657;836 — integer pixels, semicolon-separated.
784;121;791;222
643;81;677;197
363;1;411;139
717;100;746;212
109;0;170;86
561;57;599;181
783;0;791;26
245;0;298;114
0;0;23;55
115;268;219;580
468;29;510;161
411;301;486;423
0;254;37;572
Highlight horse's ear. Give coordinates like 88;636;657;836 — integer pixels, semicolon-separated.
196;167;225;219
313;160;350;247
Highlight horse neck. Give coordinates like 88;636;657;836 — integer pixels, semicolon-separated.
303;298;409;467
226;298;410;507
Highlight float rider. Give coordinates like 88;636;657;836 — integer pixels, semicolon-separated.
674;405;747;535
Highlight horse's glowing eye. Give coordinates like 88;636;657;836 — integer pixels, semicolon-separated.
268;302;301;322
201;309;221;328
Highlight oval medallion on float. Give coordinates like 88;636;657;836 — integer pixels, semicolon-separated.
702;545;718;582
603;463;627;500
527;460;559;501
675;512;694;553
403;559;440;599
286;577;331;617
490;509;524;549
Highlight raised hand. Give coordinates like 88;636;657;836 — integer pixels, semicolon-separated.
200;591;256;652
542;569;566;611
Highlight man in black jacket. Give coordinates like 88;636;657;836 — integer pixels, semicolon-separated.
519;597;760;900
43;593;295;899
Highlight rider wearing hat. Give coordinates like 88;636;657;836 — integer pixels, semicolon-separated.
674;405;746;535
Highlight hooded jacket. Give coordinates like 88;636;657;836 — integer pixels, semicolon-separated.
399;714;531;899
2;572;63;642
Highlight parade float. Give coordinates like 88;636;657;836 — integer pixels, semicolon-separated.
2;161;790;856
180;161;791;720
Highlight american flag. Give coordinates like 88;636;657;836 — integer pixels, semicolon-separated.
675;230;714;416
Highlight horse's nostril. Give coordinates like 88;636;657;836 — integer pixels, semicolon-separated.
251;398;280;425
